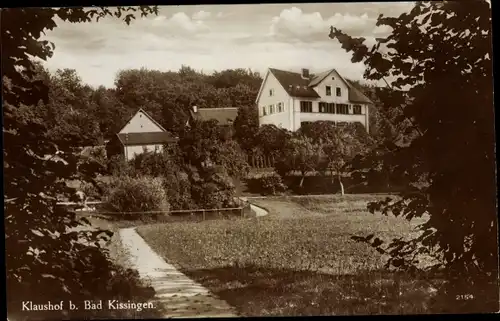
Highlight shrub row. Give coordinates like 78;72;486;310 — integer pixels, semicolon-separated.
247;173;415;196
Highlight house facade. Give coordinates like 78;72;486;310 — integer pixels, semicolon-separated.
114;109;176;161
255;68;373;132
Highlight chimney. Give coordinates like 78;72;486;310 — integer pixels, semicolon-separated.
192;105;198;113
301;68;310;79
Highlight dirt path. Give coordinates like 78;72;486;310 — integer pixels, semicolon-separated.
248;199;323;219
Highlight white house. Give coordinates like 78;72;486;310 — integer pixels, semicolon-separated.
255;68;373;132
115;109;176;161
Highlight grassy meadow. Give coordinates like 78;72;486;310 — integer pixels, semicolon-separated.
136;194;439;316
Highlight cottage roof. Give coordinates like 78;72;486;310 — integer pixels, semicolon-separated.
343;79;373;104
116;132;177;146
190;107;239;126
269;68;320;98
269;68;373;104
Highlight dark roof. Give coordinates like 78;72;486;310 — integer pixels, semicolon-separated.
269;68;373;104
191;107;239;126
117;132;177;146
308;69;332;87
344;79;373;104
269;68;320;98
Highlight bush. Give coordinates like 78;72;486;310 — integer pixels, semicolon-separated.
163;170;197;210
130;150;173;177
107;154;130;177
104;176;170;220
8;245;161;320
190;166;238;209
256;173;287;196
80;181;100;201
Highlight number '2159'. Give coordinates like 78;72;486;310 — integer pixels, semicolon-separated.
456;294;474;300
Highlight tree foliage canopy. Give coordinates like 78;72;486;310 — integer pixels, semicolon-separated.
330;0;496;287
3;6;165;319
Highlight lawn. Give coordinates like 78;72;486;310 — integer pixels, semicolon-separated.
137;194;439;316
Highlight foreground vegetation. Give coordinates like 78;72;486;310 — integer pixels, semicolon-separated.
137;195;441;316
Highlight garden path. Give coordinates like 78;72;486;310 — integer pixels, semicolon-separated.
239;197;269;217
119;227;238;318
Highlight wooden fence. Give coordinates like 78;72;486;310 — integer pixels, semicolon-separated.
247;154;276;169
59;198;251;222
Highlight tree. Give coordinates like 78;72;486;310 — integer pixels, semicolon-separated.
179;119;249;178
298;121;371;195
275;135;323;188
320;124;366;195
330;0;497;311
208;68;262;90
32;66;103;146
256;124;292;159
233;104;259;152
90;86;130;139
3;6;161;319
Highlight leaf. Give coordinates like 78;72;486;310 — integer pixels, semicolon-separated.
372;238;384;248
31;229;44;237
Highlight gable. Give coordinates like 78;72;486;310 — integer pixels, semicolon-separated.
255;69;272;104
311;69;373;104
119;109;165;134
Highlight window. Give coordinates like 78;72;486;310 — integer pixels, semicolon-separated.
336;87;342;97
319;102;335;114
277;102;283;113
353;104;362;115
269;89;274;96
270;104;275;114
326;86;331;96
262;106;267;116
300;101;313;113
336;104;349;114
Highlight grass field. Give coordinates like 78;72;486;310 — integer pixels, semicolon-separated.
137;194;438;316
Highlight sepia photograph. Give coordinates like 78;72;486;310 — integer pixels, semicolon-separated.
2;1;499;319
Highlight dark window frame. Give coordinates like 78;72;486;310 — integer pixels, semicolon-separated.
336;104;349;114
319;102;335;113
300;101;313;113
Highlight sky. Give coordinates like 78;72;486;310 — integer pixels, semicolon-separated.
42;2;416;88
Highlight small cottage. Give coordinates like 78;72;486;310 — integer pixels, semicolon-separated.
108;109;176;161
